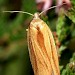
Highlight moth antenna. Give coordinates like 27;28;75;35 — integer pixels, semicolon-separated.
39;3;66;16
3;11;34;16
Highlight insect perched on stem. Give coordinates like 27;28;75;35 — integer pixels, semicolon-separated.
3;3;67;75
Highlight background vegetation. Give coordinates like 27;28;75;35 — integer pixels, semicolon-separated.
0;0;75;75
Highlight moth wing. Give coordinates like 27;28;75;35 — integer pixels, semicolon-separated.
45;22;60;75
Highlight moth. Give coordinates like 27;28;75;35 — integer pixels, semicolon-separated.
27;13;60;75
3;4;66;75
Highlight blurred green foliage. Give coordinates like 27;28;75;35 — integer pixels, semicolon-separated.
0;0;75;75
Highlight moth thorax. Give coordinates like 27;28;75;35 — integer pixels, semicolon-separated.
34;12;40;19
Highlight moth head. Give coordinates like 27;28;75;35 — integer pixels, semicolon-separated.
34;12;40;19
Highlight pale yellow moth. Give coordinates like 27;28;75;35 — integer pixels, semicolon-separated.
27;13;60;75
3;4;66;75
